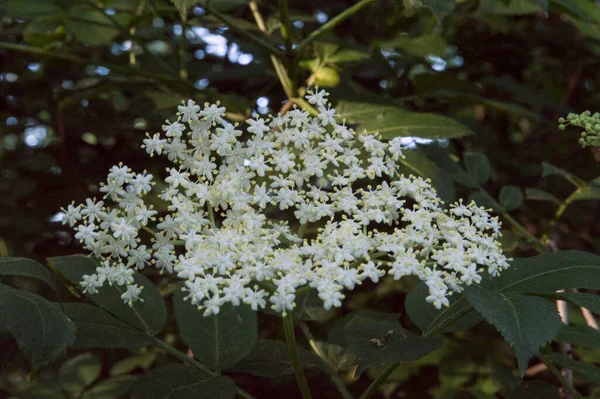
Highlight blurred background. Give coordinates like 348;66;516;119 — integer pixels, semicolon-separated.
2;0;600;397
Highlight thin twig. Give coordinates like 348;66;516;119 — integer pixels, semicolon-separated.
296;0;376;53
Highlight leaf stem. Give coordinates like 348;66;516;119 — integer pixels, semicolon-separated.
295;0;376;53
248;0;295;98
282;313;313;399
358;362;397;399
299;322;354;399
278;0;297;90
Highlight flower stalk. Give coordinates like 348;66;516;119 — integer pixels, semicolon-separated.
283;313;312;399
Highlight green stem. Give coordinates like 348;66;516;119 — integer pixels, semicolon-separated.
295;0;376;53
248;0;294;98
358;362;397;399
179;21;188;79
538;352;583;399
299;322;354;399
297;223;307;239
540;188;583;245
207;205;217;230
206;1;285;57
278;0;297;91
282;313;313;399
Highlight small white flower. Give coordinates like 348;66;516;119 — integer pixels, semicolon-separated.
121;284;143;306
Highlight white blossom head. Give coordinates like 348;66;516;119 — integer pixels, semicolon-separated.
64;88;509;315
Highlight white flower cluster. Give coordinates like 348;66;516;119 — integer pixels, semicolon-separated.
63;88;509;314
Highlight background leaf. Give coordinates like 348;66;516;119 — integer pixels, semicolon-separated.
227;339;326;377
464;152;492;186
58;353;102;398
130;364;237;399
499;185;524;211
555;325;600;349
509;380;560;399
550;353;600;384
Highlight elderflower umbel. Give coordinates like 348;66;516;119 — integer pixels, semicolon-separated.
63;88;509;315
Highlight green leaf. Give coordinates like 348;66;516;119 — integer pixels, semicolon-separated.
509;381;560;399
406;282;482;334
420;0;456;22
478;0;540;15
327;49;370;63
469;191;499;211
0;0;61;18
344;314;444;375
464;152;492;186
550;353;600;384
66;5;120;46
130;364;237;399
110;352;157;375
524;188;561;205
173;286;257;370
82;375;137;399
499;185;524;211
556;325;600;348
532;0;549;13
490;251;600;293
0;257;59;293
62;303;152;349
531;291;600;315
378;34;447;57
24;15;65;46
49;255;166;335
313;66;340;87
463;286;563;375
541;162;586;187
336;100;474;139
293;289;335;321
227;339;326;377
398;149;456;204
0;283;76;370
59;353;102;398
570;185;600;202
550;0;600;23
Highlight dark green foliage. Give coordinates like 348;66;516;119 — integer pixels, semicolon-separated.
130;364;237;399
50;255;166;335
173;285;257;370
0;283;76;370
